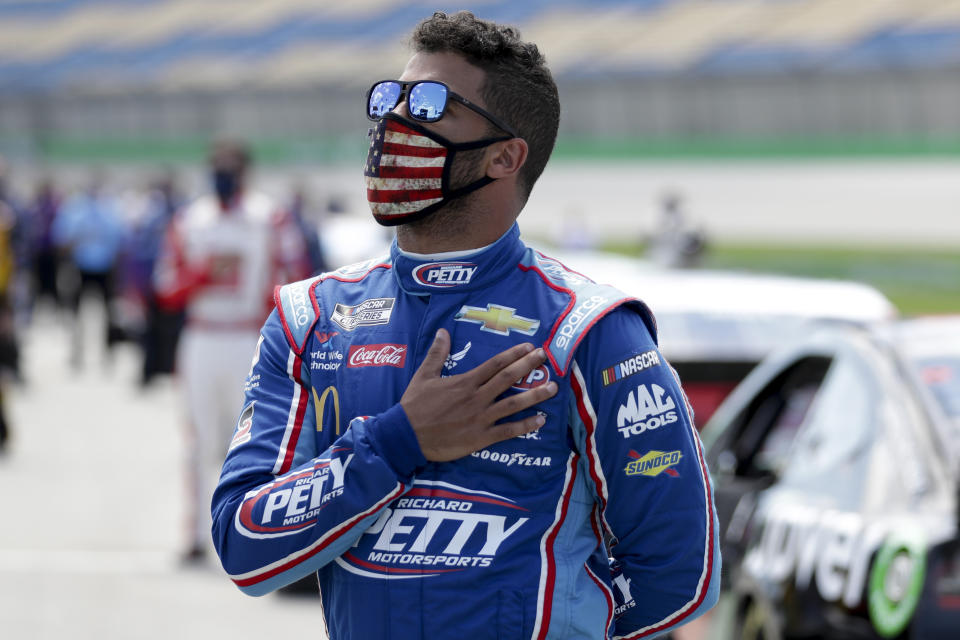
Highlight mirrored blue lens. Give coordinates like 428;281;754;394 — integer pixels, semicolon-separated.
368;81;402;119
409;82;448;122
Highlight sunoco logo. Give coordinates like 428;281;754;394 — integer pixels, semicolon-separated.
617;383;678;438
625;449;681;477
335;481;529;579
413;262;478;288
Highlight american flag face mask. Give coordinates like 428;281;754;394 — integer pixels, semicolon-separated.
364;113;511;226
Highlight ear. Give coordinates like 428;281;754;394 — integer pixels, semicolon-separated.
486;138;528;180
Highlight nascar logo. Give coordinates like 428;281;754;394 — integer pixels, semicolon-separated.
625;449;681;477
413;262;478;288
601;349;661;386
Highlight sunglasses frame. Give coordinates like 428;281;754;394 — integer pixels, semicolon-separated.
366;79;519;138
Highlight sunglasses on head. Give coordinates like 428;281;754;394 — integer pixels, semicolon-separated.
366;80;518;138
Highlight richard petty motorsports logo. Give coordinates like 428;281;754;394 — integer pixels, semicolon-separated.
413;262;478;288
235;450;354;538
335;481;529;579
617;383;678;438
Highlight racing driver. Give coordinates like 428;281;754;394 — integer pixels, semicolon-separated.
212;11;720;639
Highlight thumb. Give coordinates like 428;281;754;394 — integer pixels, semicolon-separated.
415;328;450;380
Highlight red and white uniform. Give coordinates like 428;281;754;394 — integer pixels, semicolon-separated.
155;191;310;552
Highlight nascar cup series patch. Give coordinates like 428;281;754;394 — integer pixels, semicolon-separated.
331;297;395;332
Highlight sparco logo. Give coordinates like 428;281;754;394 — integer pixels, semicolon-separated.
555;295;608;349
331;297;395;332
617;383;677;438
413;262;478;288
285;284;312;328
347;344;407;368
336;482;529;579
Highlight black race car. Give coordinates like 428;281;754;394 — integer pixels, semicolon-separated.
701;316;960;639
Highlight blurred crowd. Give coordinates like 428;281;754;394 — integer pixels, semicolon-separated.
0;148;337;457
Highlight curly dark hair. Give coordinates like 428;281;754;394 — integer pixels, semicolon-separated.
411;11;560;204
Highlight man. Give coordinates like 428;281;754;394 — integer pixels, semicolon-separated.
155;140;309;561
52;171;126;369
213;12;720;639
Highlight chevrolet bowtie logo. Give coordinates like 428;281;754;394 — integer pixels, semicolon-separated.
454;304;540;336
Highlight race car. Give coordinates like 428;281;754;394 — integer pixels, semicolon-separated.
701;316;960;639
552;249;896;427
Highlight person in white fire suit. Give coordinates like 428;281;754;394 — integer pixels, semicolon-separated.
155;140;309;561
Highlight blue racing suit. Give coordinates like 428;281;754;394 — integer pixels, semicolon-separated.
212;224;720;639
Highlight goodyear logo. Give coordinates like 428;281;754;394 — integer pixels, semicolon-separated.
625;450;681;477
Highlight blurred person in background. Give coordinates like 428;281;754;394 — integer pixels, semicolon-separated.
211;12;719;639
646;190;707;269
0;157;19;452
129;170;184;387
27;177;63;312
52;171;127;369
154;139;310;562
288;183;329;276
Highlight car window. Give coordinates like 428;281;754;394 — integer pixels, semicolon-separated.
778;352;877;503
714;356;832;479
915;356;960;421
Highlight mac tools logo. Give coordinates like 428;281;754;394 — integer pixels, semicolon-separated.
413;262;478;288
335;481;529;579
347;344;407;368
617;383;678;438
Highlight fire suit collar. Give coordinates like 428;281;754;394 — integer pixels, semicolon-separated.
391;223;525;296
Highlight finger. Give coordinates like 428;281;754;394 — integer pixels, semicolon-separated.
412;328;450;381
476;412;547;450
478;347;547;400
486;381;558;422
467;341;535;383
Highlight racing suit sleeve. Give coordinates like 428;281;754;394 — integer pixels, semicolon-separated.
211;309;426;596
570;307;720;639
152;220;210;311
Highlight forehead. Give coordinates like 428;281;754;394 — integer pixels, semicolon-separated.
398;51;486;103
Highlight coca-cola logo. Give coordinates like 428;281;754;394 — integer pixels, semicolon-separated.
347;343;408;368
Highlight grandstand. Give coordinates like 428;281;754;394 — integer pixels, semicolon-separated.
2;0;960;163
